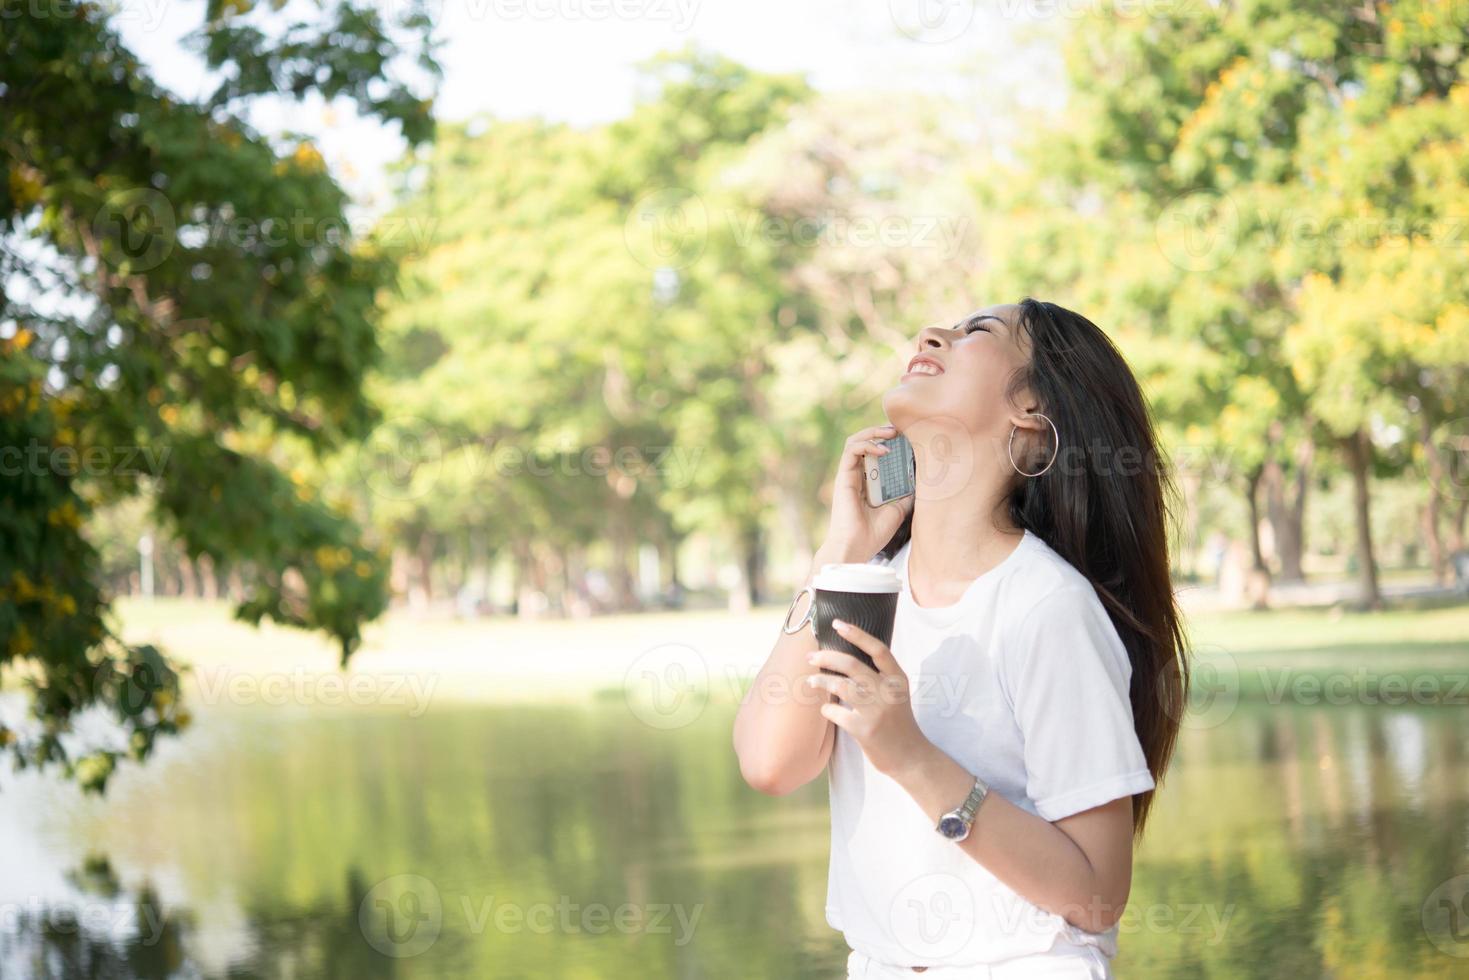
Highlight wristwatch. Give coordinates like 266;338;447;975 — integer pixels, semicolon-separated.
936;775;990;842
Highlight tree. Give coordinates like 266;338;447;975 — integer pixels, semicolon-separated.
984;1;1469;606
0;0;437;790
370;48;811;612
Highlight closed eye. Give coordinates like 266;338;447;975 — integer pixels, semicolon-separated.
961;314;1004;335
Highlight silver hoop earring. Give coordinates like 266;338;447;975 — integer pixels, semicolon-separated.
1008;412;1059;478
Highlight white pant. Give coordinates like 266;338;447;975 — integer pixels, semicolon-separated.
845;941;1113;980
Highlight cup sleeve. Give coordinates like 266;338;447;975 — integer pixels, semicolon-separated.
999;585;1156;822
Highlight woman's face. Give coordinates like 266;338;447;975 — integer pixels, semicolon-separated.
882;303;1035;443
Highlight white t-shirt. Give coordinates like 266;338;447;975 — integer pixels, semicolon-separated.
824;528;1156;967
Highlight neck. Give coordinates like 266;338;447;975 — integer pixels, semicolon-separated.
905;426;1024;589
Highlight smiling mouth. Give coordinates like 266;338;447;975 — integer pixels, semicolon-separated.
904;360;944;378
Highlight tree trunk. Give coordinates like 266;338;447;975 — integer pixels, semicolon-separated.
197;553;219;599
410;531;435;609
1176;467;1202;581
609;502;641;612
660;531;683;594
1287;437;1312;580
178;553;199;598
512;538;540;620
1420;414;1451;584
537;541;566;617
1422;501;1446;585
564;544;591;618
739;518;766;609
390;546;412;604
1244;464;1269;574
1263;439;1310;583
1341;429;1382;610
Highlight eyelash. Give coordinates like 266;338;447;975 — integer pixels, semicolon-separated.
964;323;990;334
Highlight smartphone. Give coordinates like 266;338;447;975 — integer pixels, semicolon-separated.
864;433;916;507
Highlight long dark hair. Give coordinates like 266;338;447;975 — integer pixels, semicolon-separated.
878;298;1190;839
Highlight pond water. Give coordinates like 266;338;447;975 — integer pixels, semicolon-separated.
1;697;1465;978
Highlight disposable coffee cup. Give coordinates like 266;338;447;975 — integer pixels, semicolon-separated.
810;563;900;675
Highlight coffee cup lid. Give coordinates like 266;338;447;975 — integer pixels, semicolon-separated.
814;562;900;593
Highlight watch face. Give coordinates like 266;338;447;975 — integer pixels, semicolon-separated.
938;815;968;840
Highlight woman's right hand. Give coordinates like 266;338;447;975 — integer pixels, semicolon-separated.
817;424;915;565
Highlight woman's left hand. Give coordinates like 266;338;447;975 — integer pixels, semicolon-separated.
806;619;933;779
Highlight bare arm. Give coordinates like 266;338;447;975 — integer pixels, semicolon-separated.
733;421;912;795
732;544;859;796
892;741;1136;933
807;621;1142;935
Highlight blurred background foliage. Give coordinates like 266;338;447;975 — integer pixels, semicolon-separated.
2;0;1468;792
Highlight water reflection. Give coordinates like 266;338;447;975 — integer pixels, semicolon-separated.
0;702;1465;978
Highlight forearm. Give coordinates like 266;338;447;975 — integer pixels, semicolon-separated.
890;741;1128;933
732;546;856;794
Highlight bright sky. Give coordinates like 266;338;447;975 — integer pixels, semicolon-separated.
114;0;1068;221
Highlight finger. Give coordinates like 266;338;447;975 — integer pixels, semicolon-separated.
806;671;866;705
832;620;901;674
809;648;880;685
840;441;888;475
835;437;893;492
819;700;857;730
847;424;899;446
842;427;899;459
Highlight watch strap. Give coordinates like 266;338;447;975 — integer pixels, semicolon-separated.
959;776;989;821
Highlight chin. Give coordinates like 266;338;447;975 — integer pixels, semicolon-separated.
881;387;926;429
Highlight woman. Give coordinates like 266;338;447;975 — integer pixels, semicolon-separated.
733;299;1190;978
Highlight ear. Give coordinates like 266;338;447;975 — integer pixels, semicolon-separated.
1007;408;1046;432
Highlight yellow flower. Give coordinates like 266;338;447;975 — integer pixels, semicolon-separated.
46;499;81;529
11;571;35;602
291;142;326;174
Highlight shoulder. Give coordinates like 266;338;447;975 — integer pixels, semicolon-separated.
997;534;1129;673
1000;532;1100;620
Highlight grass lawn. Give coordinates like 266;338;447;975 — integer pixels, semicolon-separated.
107;594;1469;712
1184;598;1469;706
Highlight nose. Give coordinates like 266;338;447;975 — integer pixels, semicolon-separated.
916;323;952;352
